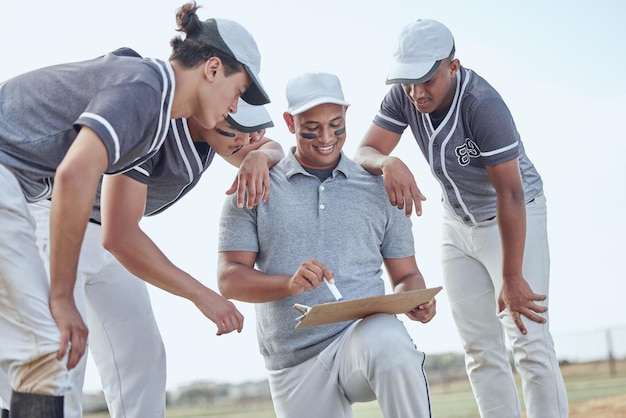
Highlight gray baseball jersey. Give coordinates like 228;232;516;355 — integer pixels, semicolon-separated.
0;51;175;202
90;118;217;222
218;149;415;370
374;66;543;224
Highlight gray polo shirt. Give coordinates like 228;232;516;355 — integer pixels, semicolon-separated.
0;50;174;202
374;66;543;224
218;148;415;370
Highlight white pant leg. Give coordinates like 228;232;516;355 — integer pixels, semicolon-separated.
268;354;353;418
484;195;568;418
0;166;70;396
443;195;568;418
441;208;521;418
268;314;431;418
0;367;10;409
83;239;166;418
336;314;431;418
29;200;88;418
30;200;167;418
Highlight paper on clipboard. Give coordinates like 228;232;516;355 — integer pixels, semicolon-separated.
294;286;442;329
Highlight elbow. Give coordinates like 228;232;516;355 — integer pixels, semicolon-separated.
216;270;229;297
216;258;236;299
499;188;526;207
352;147;366;165
102;234;140;273
55;161;89;191
274;144;286;160
217;252;259;301
101;229;129;260
101;234;120;256
218;275;240;300
217;279;233;299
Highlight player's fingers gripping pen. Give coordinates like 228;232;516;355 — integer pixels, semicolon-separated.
324;277;344;301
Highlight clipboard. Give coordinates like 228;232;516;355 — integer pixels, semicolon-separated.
294;286;442;329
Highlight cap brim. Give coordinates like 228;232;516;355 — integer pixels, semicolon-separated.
226;116;274;133
385;60;441;85
226;102;274;133
241;65;270;105
288;97;351;116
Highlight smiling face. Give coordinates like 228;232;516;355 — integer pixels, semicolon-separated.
284;103;347;170
193;57;251;130
401;58;460;117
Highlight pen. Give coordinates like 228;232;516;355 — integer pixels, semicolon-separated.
293;303;310;314
324;277;344;301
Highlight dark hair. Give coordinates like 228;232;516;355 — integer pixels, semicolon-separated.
169;1;243;76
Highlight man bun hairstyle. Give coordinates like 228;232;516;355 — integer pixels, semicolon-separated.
169;1;242;75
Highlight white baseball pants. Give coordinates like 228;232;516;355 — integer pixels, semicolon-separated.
441;194;568;418
0;198;167;418
267;313;432;418
0;165;71;399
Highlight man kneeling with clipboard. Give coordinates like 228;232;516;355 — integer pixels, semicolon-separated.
217;72;438;418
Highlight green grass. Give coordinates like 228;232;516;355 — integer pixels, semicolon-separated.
85;359;626;418
515;360;626;408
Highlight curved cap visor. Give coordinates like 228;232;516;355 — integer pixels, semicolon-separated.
286;72;350;115
226;98;274;133
386;59;442;85
241;65;270;106
385;19;454;85
190;18;270;105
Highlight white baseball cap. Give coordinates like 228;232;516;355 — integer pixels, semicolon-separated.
190;18;270;105
226;98;274;133
286;72;350;115
386;19;455;85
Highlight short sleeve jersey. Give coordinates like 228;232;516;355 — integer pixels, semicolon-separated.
90;118;216;222
373;67;543;224
218;149;415;370
0;51;175;202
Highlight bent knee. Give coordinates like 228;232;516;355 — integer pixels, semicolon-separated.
353;314;416;355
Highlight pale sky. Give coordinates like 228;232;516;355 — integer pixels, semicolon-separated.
1;0;624;392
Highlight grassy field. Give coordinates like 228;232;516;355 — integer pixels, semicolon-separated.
85;359;626;417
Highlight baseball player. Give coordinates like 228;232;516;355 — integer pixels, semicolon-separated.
354;19;568;418
0;2;269;416
0;96;279;417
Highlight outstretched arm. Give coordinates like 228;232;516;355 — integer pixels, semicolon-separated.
222;137;284;209
100;174;244;335
487;158;547;335
354;124;426;217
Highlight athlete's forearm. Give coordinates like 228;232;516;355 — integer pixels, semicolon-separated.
102;225;206;301
353;145;389;175
386;256;428;293
496;192;527;281
217;253;292;303
224;138;283;169
256;139;284;169
49;176;95;302
354;124;403;175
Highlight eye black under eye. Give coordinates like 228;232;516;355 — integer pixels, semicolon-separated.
334;128;345;136
300;133;317;139
216;127;236;138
